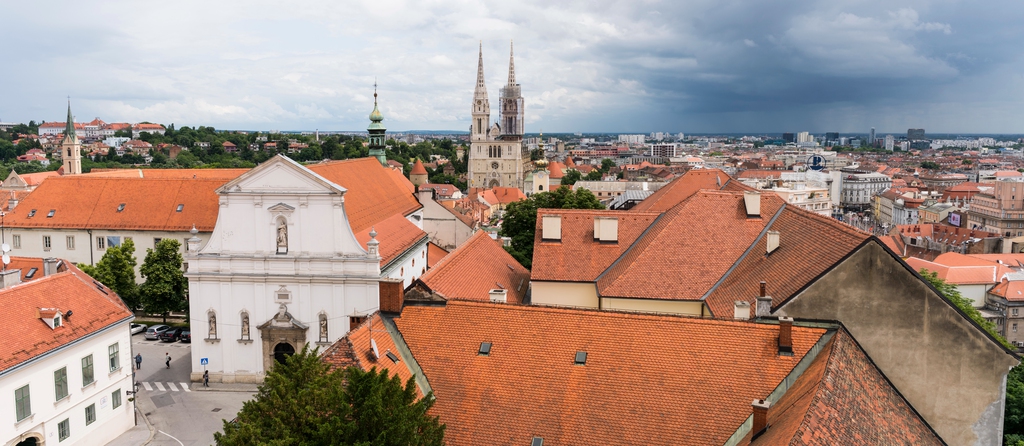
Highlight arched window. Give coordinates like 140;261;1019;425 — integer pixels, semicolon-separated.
318;313;329;343
240;311;251;341
207;311;218;340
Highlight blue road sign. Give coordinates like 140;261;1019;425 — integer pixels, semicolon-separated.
200;358;209;366
808;154;826;171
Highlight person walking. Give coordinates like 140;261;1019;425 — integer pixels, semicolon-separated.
203;370;209;387
135;353;142;370
165;352;171;369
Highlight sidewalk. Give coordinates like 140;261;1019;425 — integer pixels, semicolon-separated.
192;382;260;392
106;396;156;446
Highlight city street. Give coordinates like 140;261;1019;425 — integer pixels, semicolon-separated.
106;332;256;446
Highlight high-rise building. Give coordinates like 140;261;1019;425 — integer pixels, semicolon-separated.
60;101;82;175
825;132;839;144
782;132;795;143
885;135;895;151
870;127;876;146
468;41;530;189
797;132;813;143
908;128;926;140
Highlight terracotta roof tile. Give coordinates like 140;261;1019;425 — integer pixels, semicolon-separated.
629;169;731;212
309;158;422;233
531;209;661;282
410;159;428;175
0;262;133;373
491;187;527;205
388;301;826;446
904;254;1008;285
82;168;248;180
322;314;420;396
354;214;427;268
418;232;529;304
3;177;224;231
747;329;941;445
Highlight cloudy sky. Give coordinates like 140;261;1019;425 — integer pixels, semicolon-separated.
3;0;1023;134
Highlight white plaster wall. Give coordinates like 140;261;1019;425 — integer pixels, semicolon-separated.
0;321;134;446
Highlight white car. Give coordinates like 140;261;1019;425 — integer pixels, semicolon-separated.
130;323;148;335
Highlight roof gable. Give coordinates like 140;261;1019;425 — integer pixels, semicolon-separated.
531;209;661;282
216;154;346;196
418;231;530;303
629;168;731;212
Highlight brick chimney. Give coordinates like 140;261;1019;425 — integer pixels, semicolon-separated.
379;279;404;314
751;399;771;438
755;281;772;318
778;316;794;355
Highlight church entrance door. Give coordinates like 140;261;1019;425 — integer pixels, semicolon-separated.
274;342;295;364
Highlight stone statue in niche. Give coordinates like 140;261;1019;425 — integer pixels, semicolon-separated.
241;313;250;339
276;219;288;254
208;313;218;339
319;315;328;341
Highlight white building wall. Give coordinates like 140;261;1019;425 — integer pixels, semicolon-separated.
1;321;134;446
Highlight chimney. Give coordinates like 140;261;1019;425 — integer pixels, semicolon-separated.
766;231;780;254
755;281;772;318
379;279;404;314
733;301;751;320
743;191;761;217
594;217;618;242
489;289;508;303
778;317;794;355
541;215;562;241
751;399;771;438
43;257;58;276
0;268;21;288
7;197;18;211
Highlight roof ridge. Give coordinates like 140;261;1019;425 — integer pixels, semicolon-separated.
782;201;870;239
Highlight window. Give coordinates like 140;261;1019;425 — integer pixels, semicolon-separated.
176;204;184;212
116;203;125;212
82;355;94;386
85;403;96;425
1014;309;1019;316
43;235;51;251
349;316;367;328
66;236;75;250
96;236;105;250
12;234;20;249
107;236;120;247
54;367;68;401
111;389;121;409
58;418;70;441
15;385;30;421
108;343;120;371
47;209;55;218
153;238;162;246
1014;323;1018;333
27;209;36;218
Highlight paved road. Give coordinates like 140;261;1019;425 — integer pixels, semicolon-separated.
106;334;255;445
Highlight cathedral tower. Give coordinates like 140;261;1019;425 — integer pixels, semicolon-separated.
61;101;82;175
467;42;530;190
471;42;491;143
367;85;387;167
499;41;524;138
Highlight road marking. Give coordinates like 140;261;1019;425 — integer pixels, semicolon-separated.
155;382;166;391
180;382;191;392
158;430;185;446
167;382;179;391
142;382;153;391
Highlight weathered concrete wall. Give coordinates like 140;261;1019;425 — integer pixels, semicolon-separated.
777;241;1018;446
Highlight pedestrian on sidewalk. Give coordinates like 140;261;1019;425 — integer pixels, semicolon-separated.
135;353;142;369
203;370;209;387
165;352;171;369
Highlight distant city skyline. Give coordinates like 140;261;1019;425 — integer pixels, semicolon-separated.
2;1;1023;134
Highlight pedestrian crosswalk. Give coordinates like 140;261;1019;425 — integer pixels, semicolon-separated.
139;382;191;392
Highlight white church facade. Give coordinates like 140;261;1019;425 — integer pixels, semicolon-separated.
186;155;384;383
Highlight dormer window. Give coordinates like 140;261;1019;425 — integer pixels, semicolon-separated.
39;308;62;329
117;203;126;212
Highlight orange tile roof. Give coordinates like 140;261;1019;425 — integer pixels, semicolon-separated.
386;166;416;194
629;169;732;212
410;159;428;175
387;301;826;445
5;256;50;282
599;191;786;300
491;187;526;205
904;257;1004;285
3;177;224;231
18;171;59;186
547;161;566;179
308;158;422;233
426;242;448;268
0;262;133;373
531;209;661;282
354;214;427;268
417;232;530;304
988;279;1024;301
746;329;941;445
321;314;420;396
82;168;248;180
969;253;1024;268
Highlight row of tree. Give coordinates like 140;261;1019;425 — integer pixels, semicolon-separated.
79;238;188;321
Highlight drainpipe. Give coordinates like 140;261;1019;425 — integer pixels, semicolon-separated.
87;229;94;265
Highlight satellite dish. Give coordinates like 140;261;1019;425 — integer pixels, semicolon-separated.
1;243;9;253
2;254;10;265
370;338;380;359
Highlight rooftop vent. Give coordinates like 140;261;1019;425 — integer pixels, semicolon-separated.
489;289;508;303
46;209;55;218
176;204;184;212
117;203;126;212
385;351;400;363
743;191;761;218
27;209;36;218
574;351;587;365
766;231;780;254
593;216;618;243
541;215;562;241
479;342;492;356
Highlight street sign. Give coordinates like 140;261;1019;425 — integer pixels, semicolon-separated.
808;154;826;171
200;358;209;366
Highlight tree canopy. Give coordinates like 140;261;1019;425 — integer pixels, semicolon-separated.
79;238;139;310
500;186;604;269
215;344;444;446
139;239;188;323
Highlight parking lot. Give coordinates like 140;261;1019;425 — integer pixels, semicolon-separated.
106;325;256;446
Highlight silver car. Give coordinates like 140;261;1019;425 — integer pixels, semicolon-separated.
130;323;148;335
144;325;170;340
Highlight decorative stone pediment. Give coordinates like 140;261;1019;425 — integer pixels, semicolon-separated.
215;154;347;196
257;304;309;331
267;202;296;214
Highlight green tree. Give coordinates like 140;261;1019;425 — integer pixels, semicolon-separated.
561;169;582;185
215;345;445;446
80;238;139;310
1006;365;1024;445
584;170;603;181
500;186;604;268
139;239;188;323
919;268;1011;349
600;158;615;173
920;161;940;170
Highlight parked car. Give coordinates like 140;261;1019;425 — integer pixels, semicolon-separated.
180;329;191;343
145;325;171;340
130;323;148;335
159;327;184;342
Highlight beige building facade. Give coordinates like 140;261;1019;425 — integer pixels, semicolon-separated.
467;43;530;190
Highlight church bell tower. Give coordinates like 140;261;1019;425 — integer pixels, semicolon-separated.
61;100;82;175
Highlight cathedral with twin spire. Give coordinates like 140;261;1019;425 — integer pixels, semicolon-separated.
468;42;530;189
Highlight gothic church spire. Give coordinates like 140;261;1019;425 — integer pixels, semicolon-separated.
507;40;516;86
475;41;488;99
